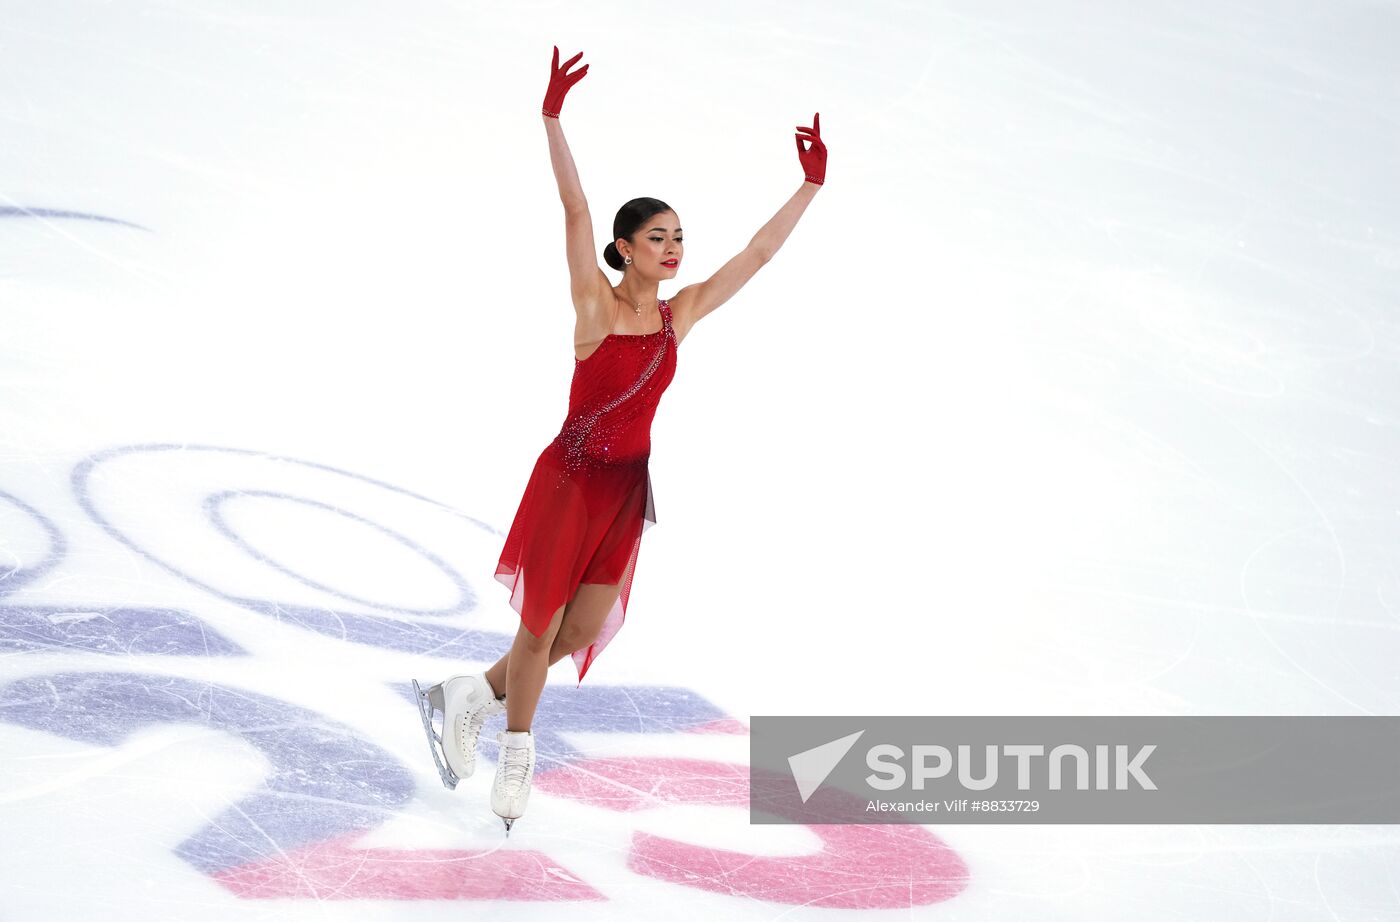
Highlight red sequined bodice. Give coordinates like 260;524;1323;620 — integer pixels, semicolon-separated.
549;299;678;473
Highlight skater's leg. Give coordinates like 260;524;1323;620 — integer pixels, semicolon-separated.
498;582;623;731
502;601;569;732
552;582;623;657
482;604;597;698
484;657;508;703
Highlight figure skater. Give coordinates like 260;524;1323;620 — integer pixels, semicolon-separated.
414;45;827;834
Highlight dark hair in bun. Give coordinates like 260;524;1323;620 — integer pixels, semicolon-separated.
603;197;673;272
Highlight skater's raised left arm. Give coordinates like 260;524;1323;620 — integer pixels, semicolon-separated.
673;112;827;336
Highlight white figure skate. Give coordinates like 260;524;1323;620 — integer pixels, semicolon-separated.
492;729;536;835
411;673;505;790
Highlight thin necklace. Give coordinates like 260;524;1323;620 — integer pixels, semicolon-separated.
617;289;655;316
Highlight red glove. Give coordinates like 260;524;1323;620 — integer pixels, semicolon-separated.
543;46;588;118
796;111;826;185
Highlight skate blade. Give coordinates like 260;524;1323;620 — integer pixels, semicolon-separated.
502;817;514;835
411;679;460;791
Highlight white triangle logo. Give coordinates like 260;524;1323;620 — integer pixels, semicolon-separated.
788;730;865;803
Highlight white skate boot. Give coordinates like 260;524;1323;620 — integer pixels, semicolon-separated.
492;729;536;835
411;672;505;790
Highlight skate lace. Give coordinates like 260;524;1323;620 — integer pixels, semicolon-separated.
456;700;498;756
465;696;501;728
500;741;532;789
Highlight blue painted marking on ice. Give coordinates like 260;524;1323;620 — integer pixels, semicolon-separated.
0;606;245;656
205;488;475;616
0;206;149;230
72;443;511;658
0;490;66;596
0;672;413;875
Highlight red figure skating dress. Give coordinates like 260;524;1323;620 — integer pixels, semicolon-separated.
495;299;678;684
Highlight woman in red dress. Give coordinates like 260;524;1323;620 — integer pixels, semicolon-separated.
415;45;827;834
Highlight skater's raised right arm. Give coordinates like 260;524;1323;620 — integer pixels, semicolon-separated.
541;46;611;321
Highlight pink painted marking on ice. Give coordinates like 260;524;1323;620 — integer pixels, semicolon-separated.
684;717;749;734
211;834;605;901
536;756;749;812
539;756;971;909
630;823;969;908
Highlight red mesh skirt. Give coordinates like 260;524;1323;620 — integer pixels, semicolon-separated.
494;442;656;684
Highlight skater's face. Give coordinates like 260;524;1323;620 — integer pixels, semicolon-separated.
620;211;682;279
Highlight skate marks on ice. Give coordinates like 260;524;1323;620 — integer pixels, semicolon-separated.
0;443;970;912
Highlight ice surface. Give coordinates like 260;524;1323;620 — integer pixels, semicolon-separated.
3;0;1400;918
